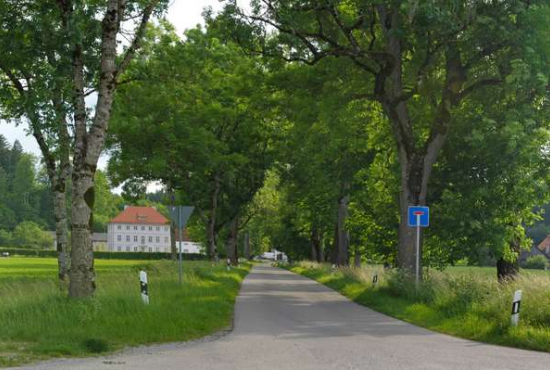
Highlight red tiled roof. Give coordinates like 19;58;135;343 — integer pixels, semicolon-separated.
109;206;169;225
537;235;550;252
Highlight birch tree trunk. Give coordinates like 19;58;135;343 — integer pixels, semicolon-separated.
53;181;70;281
61;0;160;298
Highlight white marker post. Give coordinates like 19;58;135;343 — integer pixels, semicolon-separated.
511;290;522;326
140;270;149;305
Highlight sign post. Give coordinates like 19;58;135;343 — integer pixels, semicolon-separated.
511;290;522;326
408;206;429;289
139;270;149;304
169;206;194;285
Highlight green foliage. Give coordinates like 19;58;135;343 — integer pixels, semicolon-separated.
0;136;55;230
521;255;549;270
93;170;123;232
109;24;281;252
0;258;250;367
12;221;53;249
0;229;13;245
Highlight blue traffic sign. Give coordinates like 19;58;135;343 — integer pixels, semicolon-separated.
408;206;429;227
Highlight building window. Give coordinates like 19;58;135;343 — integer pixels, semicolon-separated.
164;237;168;243
148;247;152;252
126;225;130;230
148;236;153;243
156;226;160;231
184;249;189;253
126;235;130;242
134;235;138;242
141;236;145;244
117;246;121;251
126;246;130;252
134;226;138;230
156;236;160;243
117;225;121;230
141;226;145;230
117;235;121;241
165;226;169;231
134;246;138;252
149;226;152;231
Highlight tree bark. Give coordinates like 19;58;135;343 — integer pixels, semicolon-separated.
227;215;239;265
354;246;361;268
497;235;521;282
53;183;70;282
311;226;324;263
68;172;96;298
243;231;250;260
335;192;350;266
206;174;221;259
168;185;177;260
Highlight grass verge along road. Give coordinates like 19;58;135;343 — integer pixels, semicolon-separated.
0;257;249;367
289;262;550;353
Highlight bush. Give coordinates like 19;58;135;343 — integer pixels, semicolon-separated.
12;221;53;249
0;229;13;246
0;247;208;260
521;255;548;270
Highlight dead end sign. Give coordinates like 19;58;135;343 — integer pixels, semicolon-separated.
408;206;429;227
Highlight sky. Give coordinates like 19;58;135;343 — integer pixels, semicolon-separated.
0;0;230;172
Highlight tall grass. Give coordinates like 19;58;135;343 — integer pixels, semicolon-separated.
0;258;250;367
289;261;550;352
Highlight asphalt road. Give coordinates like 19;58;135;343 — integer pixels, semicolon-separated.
13;265;550;370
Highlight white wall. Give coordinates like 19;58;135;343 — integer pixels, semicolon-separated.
108;223;171;252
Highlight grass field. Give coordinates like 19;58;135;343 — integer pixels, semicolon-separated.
0;257;250;367
288;262;550;353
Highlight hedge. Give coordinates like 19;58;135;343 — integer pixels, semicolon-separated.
0;247;209;260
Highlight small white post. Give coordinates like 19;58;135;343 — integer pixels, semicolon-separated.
511;290;522;326
227;257;231;272
140;270;149;305
415;214;421;289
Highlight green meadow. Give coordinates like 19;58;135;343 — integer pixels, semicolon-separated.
288;262;550;353
0;257;249;367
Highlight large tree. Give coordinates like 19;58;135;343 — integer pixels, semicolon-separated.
109;25;278;260
222;0;550;277
0;0;166;297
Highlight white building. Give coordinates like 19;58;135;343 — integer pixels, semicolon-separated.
108;206;171;253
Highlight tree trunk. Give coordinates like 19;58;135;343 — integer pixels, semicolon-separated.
318;232;325;262
170;221;177;260
311;226;320;262
206;174;221;259
330;223;338;265
53;185;70;282
227;215;239;265
243;231;250;260
68;172;95;298
497;236;521;282
354;247;361;268
335;193;350;266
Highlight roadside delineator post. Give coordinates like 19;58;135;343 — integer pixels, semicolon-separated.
140;270;149;305
227;257;231;272
511;290;522;326
372;274;378;286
